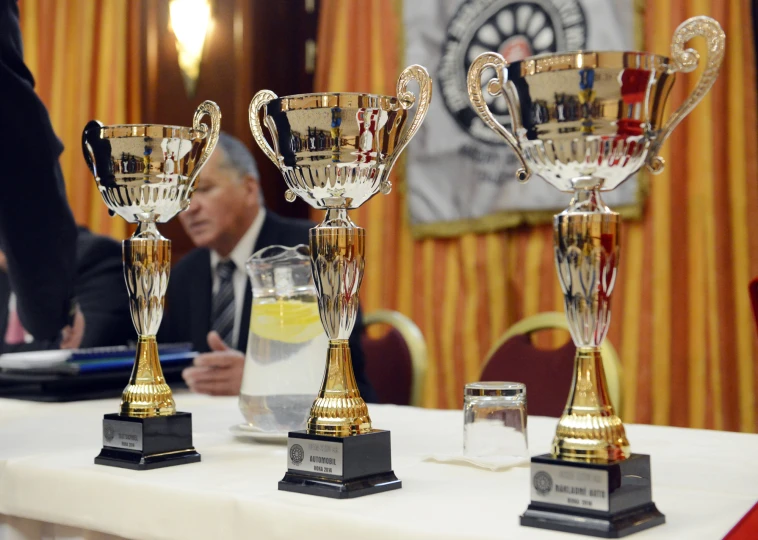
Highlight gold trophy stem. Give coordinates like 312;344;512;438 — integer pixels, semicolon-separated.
121;336;175;417
552;347;629;462
307;340;370;436
307;209;371;436
552;188;629;463
121;221;175;418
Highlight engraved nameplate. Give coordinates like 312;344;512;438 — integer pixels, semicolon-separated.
102;419;143;451
287;438;343;477
531;462;609;512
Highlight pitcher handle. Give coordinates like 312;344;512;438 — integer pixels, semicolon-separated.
468;52;530;182
646;16;725;174
191;100;222;182
380;64;433;195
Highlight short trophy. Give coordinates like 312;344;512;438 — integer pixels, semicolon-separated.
469;16;724;537
82;101;221;470
249;65;431;498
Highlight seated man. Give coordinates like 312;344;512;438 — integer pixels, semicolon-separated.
160;133;375;401
0;226;132;353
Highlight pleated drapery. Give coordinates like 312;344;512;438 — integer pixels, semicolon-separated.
18;0;143;239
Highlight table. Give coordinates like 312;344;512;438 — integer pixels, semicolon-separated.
0;395;756;540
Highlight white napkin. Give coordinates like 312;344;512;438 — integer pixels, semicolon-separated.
425;420;530;470
422;453;529;471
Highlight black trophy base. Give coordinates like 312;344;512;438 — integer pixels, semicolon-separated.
94;412;201;471
520;454;665;538
278;429;401;499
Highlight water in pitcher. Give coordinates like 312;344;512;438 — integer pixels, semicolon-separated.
238;245;328;433
238;298;327;431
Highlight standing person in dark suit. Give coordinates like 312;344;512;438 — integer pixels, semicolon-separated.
0;0;79;345
0;227;133;353
160;133;375;401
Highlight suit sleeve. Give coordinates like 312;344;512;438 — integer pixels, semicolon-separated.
157;255;191;347
75;230;133;348
0;0;77;340
350;308;377;403
157;274;178;345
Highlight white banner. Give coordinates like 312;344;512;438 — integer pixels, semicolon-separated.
403;0;642;236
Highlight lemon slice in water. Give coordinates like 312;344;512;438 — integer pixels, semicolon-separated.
250;300;323;344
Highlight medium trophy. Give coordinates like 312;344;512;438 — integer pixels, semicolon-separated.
82;101;221;470
249;65;432;498
469;16;724;537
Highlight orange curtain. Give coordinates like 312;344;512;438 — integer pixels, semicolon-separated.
18;0;143;239
316;0;758;432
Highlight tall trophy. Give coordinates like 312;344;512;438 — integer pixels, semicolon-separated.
468;16;724;537
249;65;431;498
82;101;221;470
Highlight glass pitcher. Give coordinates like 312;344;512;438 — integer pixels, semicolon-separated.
238;244;328;432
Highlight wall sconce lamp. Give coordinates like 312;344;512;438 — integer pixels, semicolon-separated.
169;0;213;97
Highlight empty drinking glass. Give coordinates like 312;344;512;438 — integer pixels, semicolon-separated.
463;382;528;460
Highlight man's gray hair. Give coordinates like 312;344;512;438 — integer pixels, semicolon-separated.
216;131;263;203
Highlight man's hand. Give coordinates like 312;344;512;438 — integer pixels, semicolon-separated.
182;331;244;396
60;307;85;350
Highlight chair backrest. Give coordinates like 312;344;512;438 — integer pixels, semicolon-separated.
749;278;758;334
361;310;427;407
480;312;623;418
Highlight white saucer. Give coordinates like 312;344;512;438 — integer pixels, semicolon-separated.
229;424;288;444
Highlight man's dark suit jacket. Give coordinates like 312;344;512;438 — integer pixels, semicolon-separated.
0;0;78;340
0;227;133;353
160;211;376;402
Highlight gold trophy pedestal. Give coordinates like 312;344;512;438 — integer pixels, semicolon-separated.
280;213;399;498
468;15;725;537
82;102;221;470
250;66;431;497
520;195;663;537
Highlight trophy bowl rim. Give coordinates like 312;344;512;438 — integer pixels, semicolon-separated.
266;92;402;113
511;50;673;76
87;123;207;141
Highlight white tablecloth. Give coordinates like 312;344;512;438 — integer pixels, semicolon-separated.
0;395;756;540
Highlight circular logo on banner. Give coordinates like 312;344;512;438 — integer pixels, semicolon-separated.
533;471;553;495
439;0;588;144
289;444;305;466
103;424;115;442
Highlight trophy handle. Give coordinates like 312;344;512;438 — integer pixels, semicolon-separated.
191;100;222;180
249;90;292;201
81;120;103;174
249;90;280;168
82;119;116;217
381;64;433;195
467;52;530;183
646;16;726;174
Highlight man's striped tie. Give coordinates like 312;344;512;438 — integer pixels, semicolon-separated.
211;259;236;347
